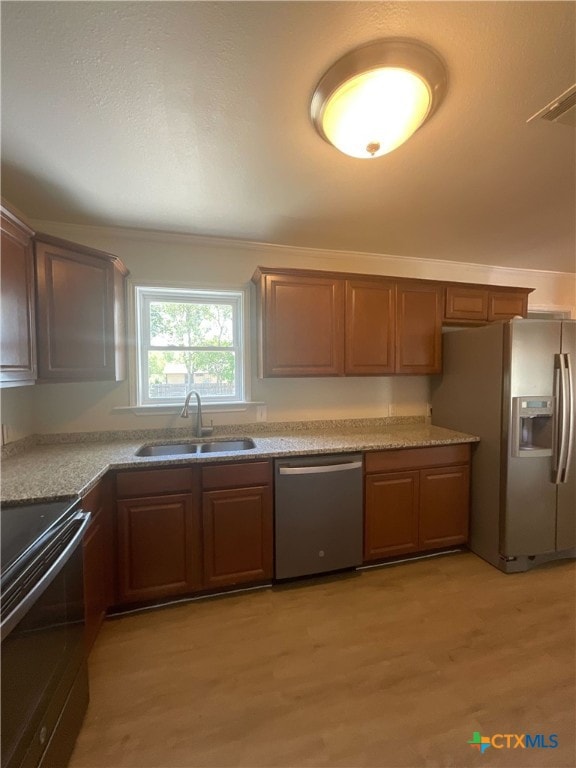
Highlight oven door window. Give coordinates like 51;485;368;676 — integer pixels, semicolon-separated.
1;543;85;768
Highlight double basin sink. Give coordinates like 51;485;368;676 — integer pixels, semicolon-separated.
136;438;256;457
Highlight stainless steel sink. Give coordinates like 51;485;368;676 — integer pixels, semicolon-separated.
199;439;255;453
136;443;199;457
136;438;256;457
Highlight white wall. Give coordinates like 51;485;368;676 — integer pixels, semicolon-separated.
2;220;575;438
0;385;36;443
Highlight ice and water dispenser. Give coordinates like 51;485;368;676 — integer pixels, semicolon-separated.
511;397;554;457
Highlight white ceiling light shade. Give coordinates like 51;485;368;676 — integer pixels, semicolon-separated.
311;39;448;159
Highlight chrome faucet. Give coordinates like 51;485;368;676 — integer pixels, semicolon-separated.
180;390;213;437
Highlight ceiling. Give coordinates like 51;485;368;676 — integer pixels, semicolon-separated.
1;1;575;273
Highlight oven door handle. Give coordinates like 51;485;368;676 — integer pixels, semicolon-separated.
1;510;91;642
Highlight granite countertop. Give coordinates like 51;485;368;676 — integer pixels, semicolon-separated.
0;420;479;505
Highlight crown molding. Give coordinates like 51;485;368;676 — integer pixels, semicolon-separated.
29;218;575;281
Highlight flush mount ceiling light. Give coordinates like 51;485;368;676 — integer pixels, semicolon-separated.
311;39;447;159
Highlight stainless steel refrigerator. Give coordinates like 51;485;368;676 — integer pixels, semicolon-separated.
431;319;575;573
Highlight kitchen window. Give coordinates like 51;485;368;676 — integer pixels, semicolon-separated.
135;286;245;405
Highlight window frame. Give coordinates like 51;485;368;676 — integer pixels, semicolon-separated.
134;285;245;406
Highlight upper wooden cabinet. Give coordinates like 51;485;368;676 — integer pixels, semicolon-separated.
1;206;130;387
487;290;530;321
252;268;442;377
253;267;534;378
35;234;128;381
444;285;488;322
345;279;396;375
0;205;37;386
444;284;532;324
255;271;344;376
395;281;443;374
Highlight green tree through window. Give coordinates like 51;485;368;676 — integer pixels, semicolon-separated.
136;288;244;404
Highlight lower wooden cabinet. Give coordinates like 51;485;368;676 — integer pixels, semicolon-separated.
114;461;273;606
365;471;420;559
82;477;114;651
202;486;273;588
364;445;471;561
419;465;470;549
117;493;202;603
86;449;467;634
201;461;273;589
77;448;472;655
115;466;201;604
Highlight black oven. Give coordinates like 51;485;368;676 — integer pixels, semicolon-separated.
1;501;91;768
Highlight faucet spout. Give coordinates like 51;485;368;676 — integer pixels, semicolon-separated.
180;390;213;438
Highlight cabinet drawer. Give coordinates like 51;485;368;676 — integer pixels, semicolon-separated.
201;461;272;491
116;467;193;497
365;444;471;473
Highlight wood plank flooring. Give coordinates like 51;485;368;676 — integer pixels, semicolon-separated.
69;552;576;768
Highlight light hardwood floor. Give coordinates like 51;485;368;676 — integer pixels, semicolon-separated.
70;552;576;768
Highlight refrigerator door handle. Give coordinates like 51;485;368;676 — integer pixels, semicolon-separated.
553;354;568;485
562;353;574;483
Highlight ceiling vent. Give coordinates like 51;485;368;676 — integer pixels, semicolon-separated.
527;84;576;127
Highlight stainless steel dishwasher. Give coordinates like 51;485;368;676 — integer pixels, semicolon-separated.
274;453;363;579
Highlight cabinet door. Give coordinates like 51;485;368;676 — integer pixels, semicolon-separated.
488;291;528;321
261;274;344;376
419;464;470;550
395;282;442;374
82;479;115;650
0;209;36;384
202;486;273;588
345;279;395;375
364;471;420;560
83;514;107;651
444;286;488;322
117;494;201;603
35;239;126;381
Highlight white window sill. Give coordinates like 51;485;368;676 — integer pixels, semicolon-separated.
112;401;266;416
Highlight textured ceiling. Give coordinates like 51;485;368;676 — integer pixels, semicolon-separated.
1;1;575;273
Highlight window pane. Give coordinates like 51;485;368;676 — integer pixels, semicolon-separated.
147;350;236;400
149;301;233;347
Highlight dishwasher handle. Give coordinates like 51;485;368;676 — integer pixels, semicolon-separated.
278;461;363;475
